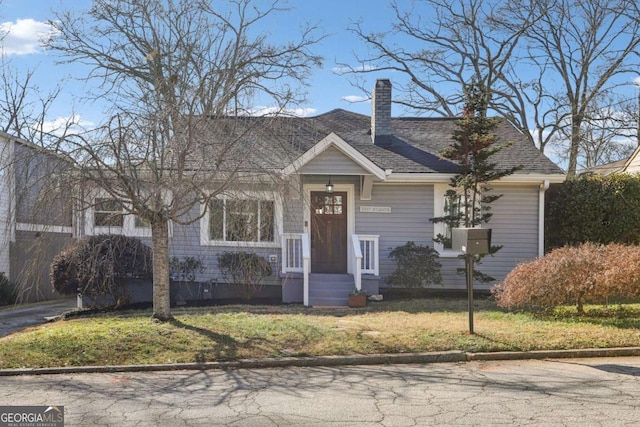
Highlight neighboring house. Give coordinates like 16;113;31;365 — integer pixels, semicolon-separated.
0;131;74;302
75;79;565;307
579;146;640;175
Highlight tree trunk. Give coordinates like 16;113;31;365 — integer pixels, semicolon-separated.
151;218;172;321
567;118;582;177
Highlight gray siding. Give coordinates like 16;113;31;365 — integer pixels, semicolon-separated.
355;183;434;282
14;143;72;227
480;184;540;284
0;139;10;276
168;206;281;286
300;146;369;175
113;178;541;292
438;184;541;291
11;231;73;302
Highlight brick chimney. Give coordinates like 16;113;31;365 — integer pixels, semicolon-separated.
371;79;392;144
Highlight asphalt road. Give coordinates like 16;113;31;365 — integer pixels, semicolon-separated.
1;357;639;426
0;298;77;338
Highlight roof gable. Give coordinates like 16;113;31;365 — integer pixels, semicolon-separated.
282;132;387;180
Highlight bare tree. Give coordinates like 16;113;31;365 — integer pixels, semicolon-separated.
347;0;640;176
551;91;637;170
501;0;640;176
344;0;538;127
46;0;323;320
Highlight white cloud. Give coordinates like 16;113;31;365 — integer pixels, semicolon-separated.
41;115;94;135
633;76;640;86
235;106;317;117
0;19;57;56
332;64;377;74
342;95;369;103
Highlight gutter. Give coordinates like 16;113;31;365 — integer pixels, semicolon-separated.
539;180;550;258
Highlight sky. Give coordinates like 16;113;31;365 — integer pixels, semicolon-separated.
0;0;401;132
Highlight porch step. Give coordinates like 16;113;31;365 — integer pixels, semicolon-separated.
309;274;355;307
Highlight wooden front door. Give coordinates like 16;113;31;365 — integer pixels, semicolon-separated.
311;191;347;273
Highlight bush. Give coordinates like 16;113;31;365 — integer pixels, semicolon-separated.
546;174;640;250
50;234;152;307
0;272;17;306
492;243;640;314
386;241;442;288
218;252;272;300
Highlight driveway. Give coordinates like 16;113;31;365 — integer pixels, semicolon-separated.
0;298;77;338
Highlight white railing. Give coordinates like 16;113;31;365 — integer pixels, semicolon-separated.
358;234;379;276
301;233;310;307
282;233;304;273
351;234;363;291
281;232;310;306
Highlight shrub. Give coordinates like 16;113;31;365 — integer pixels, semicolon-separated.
218;252;272;300
50;234;152;307
0;272;17;306
386;241;442;288
546;174;640;250
492;243;640;314
169;256;204;283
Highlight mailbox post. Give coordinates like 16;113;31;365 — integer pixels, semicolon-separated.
452;228;492;334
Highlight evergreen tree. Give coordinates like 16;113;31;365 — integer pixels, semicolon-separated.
432;83;522;281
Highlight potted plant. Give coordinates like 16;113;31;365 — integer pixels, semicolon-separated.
348;288;367;308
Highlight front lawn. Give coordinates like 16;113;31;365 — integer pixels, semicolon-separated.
1;298;639;369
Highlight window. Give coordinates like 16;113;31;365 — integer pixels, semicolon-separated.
442;190;463;249
94;198;124;227
134;215;151;229
208;198;275;243
434;185;481;254
88;195;157;238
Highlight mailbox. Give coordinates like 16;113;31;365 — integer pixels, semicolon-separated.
451;228;492;255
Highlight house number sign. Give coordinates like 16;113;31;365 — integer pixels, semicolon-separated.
360;206;391;213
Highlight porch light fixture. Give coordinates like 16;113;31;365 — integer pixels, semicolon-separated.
325;177;334;194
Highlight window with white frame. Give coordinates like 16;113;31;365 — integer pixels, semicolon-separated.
434;184;482;253
94;198;124;227
88;196;153;238
206;197;275;244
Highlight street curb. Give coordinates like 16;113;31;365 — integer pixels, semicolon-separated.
2;347;640;376
467;347;640;361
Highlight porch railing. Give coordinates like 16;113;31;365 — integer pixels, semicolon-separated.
351;234;363;292
281;233;310;306
282;233;304;273
358;234;379;276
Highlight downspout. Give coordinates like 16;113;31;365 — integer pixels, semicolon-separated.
538;180;550;258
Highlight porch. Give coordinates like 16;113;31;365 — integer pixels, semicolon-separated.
281;233;380;306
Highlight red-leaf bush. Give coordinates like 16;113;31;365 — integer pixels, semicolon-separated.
492;243;640;314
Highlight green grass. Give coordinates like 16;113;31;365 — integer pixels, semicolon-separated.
1;298;639;369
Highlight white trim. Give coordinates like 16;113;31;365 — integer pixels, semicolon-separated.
83;192;171;239
16;223;74;234
282;132;387;181
303;183;355;274
538;180;549;258
200;191;283;248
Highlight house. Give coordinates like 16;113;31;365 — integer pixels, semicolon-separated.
75;79;564;307
0;131;74;302
579;146;640;175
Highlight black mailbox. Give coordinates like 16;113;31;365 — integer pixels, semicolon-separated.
451;228;492;255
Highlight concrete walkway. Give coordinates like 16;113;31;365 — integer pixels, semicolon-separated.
0;297;77;338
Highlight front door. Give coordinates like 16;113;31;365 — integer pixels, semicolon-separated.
310;191;347;273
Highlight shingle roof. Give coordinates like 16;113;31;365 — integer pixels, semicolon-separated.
578;158;628;176
195;108;563;176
